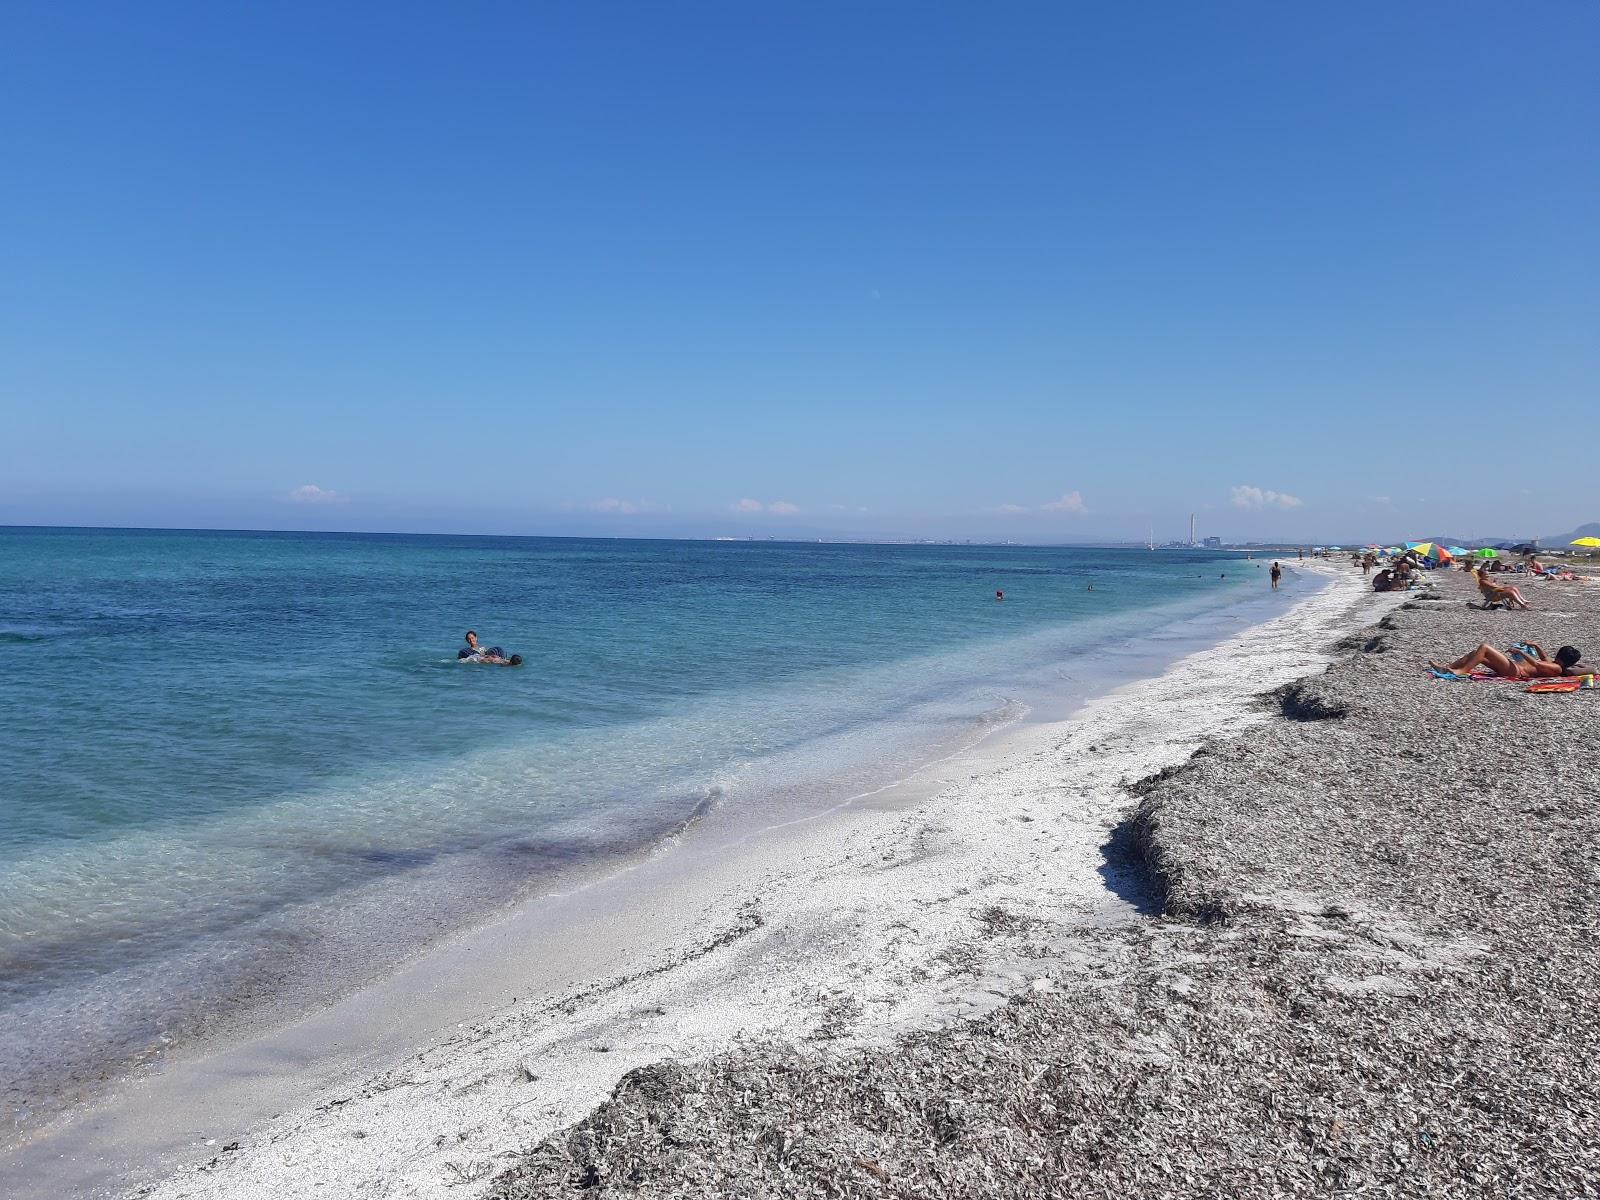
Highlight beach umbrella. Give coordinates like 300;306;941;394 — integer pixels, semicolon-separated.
1571;536;1600;548
1447;546;1467;556
1408;542;1451;563
1471;547;1499;559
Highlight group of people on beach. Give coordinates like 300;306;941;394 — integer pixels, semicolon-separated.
1466;555;1579;583
1351;549;1597;682
1370;555;1417;593
1325;544;1592;680
1368;550;1579;606
1463;555;1585;609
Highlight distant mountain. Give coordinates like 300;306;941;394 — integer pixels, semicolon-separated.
1545;522;1600;546
1422;535;1514;549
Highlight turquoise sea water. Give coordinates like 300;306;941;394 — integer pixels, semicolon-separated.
0;528;1273;1125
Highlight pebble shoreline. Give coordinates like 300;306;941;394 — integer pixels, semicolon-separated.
489;565;1600;1198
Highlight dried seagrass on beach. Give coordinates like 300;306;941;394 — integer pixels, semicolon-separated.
490;568;1600;1199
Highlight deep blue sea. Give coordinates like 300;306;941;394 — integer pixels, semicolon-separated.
0;527;1276;1123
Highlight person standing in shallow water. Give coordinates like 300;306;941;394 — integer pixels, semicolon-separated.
1270;561;1283;590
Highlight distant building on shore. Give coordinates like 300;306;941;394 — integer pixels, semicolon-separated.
1203;536;1222;549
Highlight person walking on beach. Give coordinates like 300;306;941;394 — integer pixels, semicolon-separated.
1270;561;1282;590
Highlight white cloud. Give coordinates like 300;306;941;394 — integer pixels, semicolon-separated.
286;484;346;504
732;499;801;514
993;491;1088;516
562;497;643;514
1230;485;1302;510
1041;491;1087;514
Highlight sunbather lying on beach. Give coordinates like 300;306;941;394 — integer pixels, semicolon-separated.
1475;568;1530;610
1429;642;1590;680
1523;559;1579;581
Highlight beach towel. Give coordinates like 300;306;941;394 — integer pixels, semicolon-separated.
1429;667;1595;690
1525;675;1597;694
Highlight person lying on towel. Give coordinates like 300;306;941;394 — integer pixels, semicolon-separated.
1429;642;1590;680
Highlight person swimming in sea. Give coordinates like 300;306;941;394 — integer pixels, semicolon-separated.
458;630;522;666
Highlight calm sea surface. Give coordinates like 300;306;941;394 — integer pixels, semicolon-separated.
0;528;1274;1124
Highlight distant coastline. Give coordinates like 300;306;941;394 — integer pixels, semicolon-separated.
15;520;1582;551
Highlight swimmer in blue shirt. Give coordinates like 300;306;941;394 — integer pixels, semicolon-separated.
458;630;522;666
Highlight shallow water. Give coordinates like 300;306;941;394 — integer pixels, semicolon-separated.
0;528;1272;1128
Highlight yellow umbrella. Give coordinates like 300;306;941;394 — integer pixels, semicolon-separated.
1571;536;1600;548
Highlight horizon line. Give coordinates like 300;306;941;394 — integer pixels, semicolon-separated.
0;521;1377;548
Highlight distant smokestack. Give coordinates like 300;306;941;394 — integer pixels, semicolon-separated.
1189;513;1196;546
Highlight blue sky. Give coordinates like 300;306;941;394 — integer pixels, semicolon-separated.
2;3;1595;543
